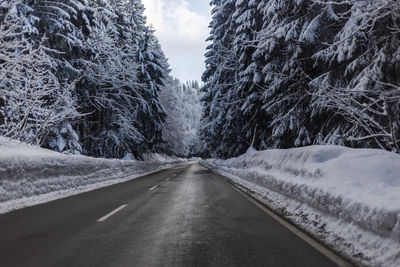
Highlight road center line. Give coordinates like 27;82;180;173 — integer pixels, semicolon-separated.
97;204;127;222
149;185;159;191
166;178;170;181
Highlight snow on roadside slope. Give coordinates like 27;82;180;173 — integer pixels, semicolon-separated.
0;137;186;214
202;146;400;267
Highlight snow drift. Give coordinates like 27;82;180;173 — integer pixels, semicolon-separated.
202;146;400;266
0;137;186;214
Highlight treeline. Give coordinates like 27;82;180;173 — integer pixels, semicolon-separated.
197;0;400;158
161;80;202;156
0;0;201;158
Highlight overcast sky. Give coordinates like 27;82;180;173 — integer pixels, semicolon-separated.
142;0;211;82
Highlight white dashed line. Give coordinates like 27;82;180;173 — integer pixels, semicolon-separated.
149;185;159;191
97;205;127;222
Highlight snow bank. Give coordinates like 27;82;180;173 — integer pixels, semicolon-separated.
202;146;400;266
0;137;186;214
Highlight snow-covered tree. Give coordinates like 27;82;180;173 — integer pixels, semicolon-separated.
311;0;400;152
181;81;202;152
231;0;265;152
33;0;93;79
0;0;176;158
0;1;80;152
253;0;337;149
78;6;145;157
197;0;241;158
198;0;400;158
134;30;167;153
29;0;92;153
73;0;168;158
160;79;202;156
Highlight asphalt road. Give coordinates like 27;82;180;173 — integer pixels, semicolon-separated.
0;163;346;267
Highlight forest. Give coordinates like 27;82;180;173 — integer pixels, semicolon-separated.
1;0;400;160
197;0;400;158
0;0;201;159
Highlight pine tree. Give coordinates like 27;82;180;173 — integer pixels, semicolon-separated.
160;79;202;156
312;0;400;152
78;2;144;157
134;30;167;153
0;0;80;152
197;0;239;158
231;0;264;153
74;0;168;158
29;0;93;152
0;0;177;158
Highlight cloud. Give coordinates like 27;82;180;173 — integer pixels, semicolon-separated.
142;0;210;82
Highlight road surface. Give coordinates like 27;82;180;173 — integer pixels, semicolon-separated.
0;163;347;266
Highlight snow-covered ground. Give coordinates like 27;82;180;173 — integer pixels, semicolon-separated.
202;146;400;267
0;137;186;214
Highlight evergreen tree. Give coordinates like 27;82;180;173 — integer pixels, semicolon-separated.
197;0;239;158
134;30;167;153
199;0;400;158
160;79;202;156
231;0;264;152
31;0;92;152
312;0;400;152
74;0;168;158
0;0;178;158
78;2;144;157
0;0;80;152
